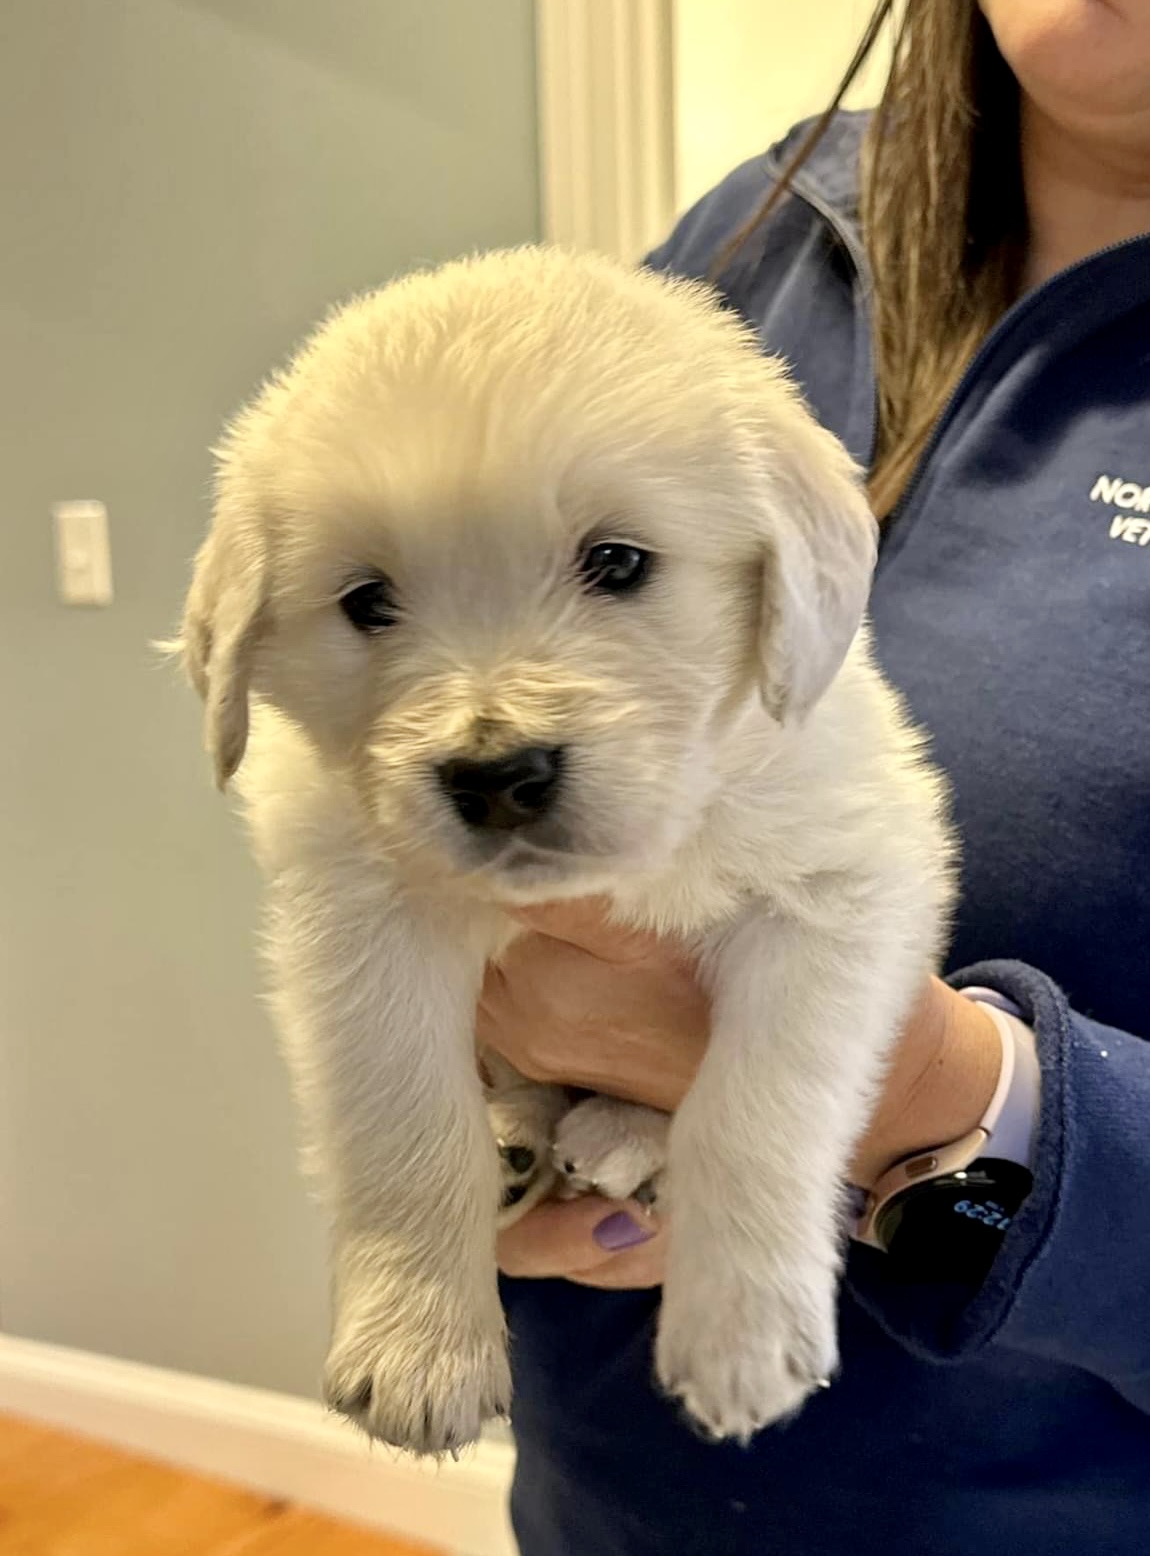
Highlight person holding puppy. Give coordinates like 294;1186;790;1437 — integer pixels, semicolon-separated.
486;2;1150;1552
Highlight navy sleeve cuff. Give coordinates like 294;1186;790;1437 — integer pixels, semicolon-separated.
845;960;1150;1413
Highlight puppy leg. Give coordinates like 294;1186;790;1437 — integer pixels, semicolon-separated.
656;908;927;1440
483;1052;569;1227
554;1095;670;1209
268;873;506;1455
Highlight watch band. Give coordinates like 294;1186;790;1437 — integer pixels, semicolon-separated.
960;987;1041;1172
854;989;1038;1250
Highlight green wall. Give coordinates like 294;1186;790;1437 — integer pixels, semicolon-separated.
0;0;539;1395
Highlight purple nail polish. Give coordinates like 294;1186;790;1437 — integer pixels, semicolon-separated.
593;1211;656;1252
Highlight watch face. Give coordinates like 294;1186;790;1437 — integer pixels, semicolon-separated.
875;1159;1034;1283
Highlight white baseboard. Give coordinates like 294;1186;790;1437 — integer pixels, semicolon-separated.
0;1335;517;1556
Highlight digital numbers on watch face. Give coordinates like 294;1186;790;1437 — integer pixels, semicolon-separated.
876;1160;1035;1283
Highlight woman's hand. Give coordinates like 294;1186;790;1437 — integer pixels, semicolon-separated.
478;900;710;1112
496;1192;669;1290
480;898;1002;1289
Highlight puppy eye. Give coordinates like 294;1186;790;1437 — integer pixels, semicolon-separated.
340;576;400;633
578;540;652;595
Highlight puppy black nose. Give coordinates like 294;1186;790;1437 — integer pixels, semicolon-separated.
437;746;564;831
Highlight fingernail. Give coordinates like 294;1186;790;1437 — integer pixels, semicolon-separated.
593;1211;657;1252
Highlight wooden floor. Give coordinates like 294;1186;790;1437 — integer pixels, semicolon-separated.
0;1413;443;1555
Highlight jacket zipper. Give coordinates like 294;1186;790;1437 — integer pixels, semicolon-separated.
780;171;879;472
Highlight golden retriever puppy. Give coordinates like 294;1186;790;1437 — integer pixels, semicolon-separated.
177;246;952;1454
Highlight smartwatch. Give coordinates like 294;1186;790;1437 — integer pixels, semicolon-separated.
853;991;1040;1282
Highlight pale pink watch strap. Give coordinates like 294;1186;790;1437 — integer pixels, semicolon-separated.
959;987;1041;1170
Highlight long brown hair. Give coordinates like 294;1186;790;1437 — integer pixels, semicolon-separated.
718;1;1026;516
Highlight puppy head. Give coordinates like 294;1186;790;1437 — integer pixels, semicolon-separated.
180;247;876;897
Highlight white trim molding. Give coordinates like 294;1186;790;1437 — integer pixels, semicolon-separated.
535;0;676;259
0;1335;517;1556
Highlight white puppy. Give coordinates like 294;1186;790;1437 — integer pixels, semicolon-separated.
177;246;953;1454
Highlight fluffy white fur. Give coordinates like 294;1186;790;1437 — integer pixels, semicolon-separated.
178;246;954;1453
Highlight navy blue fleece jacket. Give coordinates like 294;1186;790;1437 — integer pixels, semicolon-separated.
503;113;1150;1555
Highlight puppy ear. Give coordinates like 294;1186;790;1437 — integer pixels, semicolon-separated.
179;490;269;788
757;416;878;725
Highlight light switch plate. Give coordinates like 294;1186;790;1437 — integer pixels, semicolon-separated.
53;499;113;606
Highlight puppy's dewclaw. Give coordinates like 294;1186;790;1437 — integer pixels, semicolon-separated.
178;244;953;1451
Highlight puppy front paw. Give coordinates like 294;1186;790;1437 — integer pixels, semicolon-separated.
324;1300;511;1455
655;1262;838;1442
553;1095;670;1207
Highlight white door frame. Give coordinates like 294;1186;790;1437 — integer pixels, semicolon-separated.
534;0;677;259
